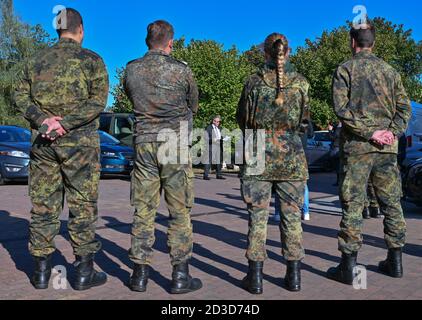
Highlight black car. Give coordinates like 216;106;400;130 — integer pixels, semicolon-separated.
403;158;422;207
305;131;335;171
0;126;31;184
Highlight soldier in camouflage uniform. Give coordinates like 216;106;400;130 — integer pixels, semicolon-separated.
14;8;109;290
124;20;202;294
327;23;411;284
237;33;311;293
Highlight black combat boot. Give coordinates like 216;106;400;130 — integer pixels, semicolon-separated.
73;254;107;291
379;248;403;278
241;261;263;294
170;262;202;294
129;264;150;292
327;252;358;285
362;208;370;219
285;261;301;292
369;207;381;218
31;254;52;289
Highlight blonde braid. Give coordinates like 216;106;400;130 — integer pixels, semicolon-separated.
274;39;286;106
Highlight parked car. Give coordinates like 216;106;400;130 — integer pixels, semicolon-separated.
0;126;31;184
305;131;334;171
99;112;135;147
402;157;422;207
99;130;134;176
403;102;422;168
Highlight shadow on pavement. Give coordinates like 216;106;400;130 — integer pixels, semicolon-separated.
0;211;73;285
100;216;170;292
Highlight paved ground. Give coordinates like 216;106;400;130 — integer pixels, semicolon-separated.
0;171;421;300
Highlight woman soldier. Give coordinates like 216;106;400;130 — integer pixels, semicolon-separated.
236;33;311;293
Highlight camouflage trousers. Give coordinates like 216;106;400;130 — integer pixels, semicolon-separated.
241;179;305;262
339;153;406;254
129;143;194;266
364;178;379;209
29;145;102;257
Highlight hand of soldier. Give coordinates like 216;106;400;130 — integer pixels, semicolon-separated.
380;130;395;146
41;117;65;141
371;130;394;146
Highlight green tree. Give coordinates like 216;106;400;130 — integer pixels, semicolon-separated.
0;0;53;126
290;17;422;128
110;67;132;113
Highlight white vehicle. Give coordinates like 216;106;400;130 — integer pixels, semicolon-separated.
403;102;422;167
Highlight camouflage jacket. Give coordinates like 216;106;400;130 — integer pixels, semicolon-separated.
237;63;310;181
332;49;411;155
14;37;109;147
124;49;199;144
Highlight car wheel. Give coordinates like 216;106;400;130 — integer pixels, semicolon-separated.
0;172;4;185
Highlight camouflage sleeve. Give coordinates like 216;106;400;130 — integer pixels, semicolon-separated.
60;57;109;131
332;66;373;141
299;80;311;135
236;77;254;131
186;67;199;116
389;73;411;136
14;64;49;129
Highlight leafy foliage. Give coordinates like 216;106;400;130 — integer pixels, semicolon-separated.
0;0;53;127
291;17;422;128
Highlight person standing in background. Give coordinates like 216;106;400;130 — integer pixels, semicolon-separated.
204;116;226;180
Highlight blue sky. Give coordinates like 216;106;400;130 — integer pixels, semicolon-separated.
14;0;422;106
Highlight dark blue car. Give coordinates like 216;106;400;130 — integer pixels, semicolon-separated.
99;130;134;175
0;126;31;184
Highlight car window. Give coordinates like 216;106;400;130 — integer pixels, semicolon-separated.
99;115;112;132
314;132;332;142
114;117;133;140
0;128;31;142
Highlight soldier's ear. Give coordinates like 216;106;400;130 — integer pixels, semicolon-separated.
351;38;356;50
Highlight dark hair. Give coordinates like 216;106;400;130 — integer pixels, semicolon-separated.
264;33;289;106
350;23;376;48
55;8;83;36
212;115;221;123
146;20;174;49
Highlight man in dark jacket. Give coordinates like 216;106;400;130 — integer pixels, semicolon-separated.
203;116;225;180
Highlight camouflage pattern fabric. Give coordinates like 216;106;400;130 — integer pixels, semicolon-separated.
124;49;199;144
339;153;406;253
14;37;108;258
364;178;379;209
129;143;194;266
333;49;410;254
237;62;311;181
15;37;109;147
332;49;411;156
237;61;309;262
241;179;305;261
29;143;102;257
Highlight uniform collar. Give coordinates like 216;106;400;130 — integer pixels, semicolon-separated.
354;48;374;58
146;49;169;57
58;37;82;48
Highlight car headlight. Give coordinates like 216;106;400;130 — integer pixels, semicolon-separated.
0;150;29;158
101;151;119;157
